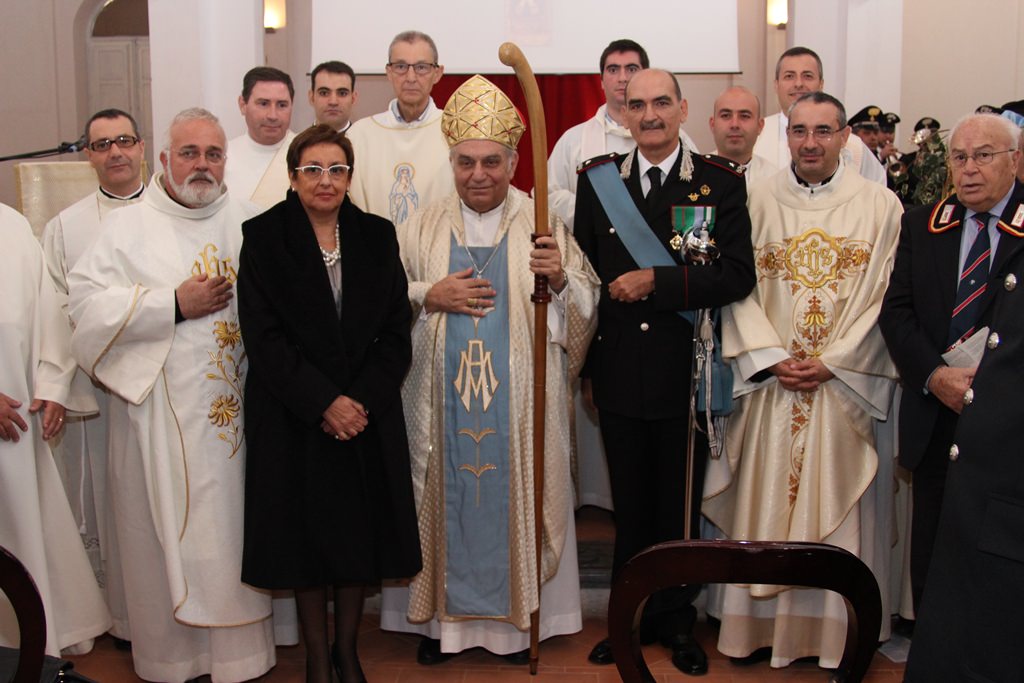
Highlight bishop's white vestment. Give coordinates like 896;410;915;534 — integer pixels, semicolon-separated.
68;175;275;683
346;99;454;225
703;162;902;667
380;189;599;654
0;203;111;656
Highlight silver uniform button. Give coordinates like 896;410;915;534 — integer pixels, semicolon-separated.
596;335;602;341
963;388;974;406
1005;273;1018;291
640;322;650;332
988;332;1001;349
609;227;616;234
949;444;959;461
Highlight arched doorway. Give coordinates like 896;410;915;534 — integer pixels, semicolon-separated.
86;0;153;168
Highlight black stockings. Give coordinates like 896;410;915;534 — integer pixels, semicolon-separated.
295;584;366;683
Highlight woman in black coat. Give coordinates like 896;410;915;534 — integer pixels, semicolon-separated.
237;125;421;683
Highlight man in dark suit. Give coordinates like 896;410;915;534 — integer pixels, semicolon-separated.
900;115;1024;683
879;113;1024;619
574;68;755;676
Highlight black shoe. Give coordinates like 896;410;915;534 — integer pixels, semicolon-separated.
729;646;772;666
112;637;132;652
666;635;708;676
331;642;367;683
416;638;456;665
587;638;614;665
502;648;530;665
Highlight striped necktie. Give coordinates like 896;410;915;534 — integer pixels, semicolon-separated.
947;212;993;348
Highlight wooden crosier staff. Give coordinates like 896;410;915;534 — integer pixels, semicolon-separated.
498;41;548;676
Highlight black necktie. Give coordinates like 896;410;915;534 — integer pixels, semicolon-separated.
646;166;662;206
947;212;993;348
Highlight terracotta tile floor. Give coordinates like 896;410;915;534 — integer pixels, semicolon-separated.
67;618;906;682
64;507;906;682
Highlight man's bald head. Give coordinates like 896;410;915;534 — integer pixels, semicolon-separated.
709;86;764;165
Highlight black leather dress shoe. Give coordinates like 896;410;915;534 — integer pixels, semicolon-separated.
502;648;530;665
587;638;614;665
416;638;456;665
666;635;708;676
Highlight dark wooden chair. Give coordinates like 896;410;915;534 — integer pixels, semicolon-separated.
608;539;882;683
0;544;46;683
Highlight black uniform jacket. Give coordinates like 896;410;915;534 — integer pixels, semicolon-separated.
879;180;1024;470
905;200;1024;683
574;148;755;421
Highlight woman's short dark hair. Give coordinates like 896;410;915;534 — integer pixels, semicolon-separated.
287;124;354;176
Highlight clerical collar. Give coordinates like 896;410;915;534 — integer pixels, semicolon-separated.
99;183;145;201
791;164;838;188
459;198;505;220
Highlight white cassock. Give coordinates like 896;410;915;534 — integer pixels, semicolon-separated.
224;131;296;210
754;112;887;185
703;162;902;668
346;98;455;225
68;175;275;683
380;189;599;654
0;203;111;656
546;105;699;512
40;185;143;641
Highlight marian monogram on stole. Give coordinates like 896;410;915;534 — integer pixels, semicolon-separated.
193;242;244;458
454;323;500;506
754;227;873;504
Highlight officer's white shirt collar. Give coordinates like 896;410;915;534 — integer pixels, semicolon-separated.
636;143;681;195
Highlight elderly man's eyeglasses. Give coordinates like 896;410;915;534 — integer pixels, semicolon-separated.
88;135;141;152
949;149;1017;168
295;164;351;179
787;126;840;141
387;62;437;76
173;148;226;164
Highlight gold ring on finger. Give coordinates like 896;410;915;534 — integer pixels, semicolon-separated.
468;297;476;307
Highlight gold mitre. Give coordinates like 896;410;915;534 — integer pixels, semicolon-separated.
441;75;526;150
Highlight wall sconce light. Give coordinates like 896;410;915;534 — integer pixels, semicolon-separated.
767;0;788;28
264;0;286;32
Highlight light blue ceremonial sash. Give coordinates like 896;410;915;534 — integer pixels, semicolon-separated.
443;232;511;617
585;160;733;416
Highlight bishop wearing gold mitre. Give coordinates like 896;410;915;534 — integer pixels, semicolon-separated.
379;74;600;664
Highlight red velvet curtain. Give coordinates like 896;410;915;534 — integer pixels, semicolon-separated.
433;74;605;192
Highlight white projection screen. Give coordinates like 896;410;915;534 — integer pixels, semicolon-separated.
310;0;739;74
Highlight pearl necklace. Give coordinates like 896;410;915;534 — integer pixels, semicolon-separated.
320;223;340;266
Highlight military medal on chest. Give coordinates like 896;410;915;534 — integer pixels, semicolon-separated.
671;205;718;263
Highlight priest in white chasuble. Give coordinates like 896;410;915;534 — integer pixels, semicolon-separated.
68;108;275;683
0;203;111;657
703;92;902;669
381;75;600;663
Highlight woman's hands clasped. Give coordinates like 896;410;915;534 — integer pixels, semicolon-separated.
321;395;368;441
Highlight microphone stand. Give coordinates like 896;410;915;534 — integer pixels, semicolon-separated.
0;140;86;163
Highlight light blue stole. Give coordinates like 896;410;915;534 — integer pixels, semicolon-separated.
443;232;511;617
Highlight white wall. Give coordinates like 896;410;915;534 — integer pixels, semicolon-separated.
900;0;1024;143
